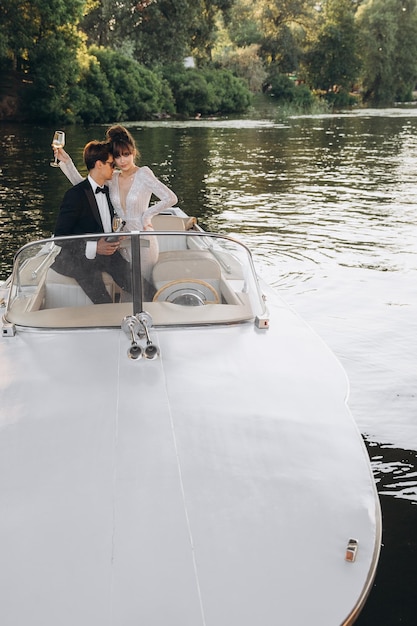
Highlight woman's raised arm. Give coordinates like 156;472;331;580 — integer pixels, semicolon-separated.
54;147;84;186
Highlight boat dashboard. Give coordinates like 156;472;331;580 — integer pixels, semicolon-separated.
1;214;268;331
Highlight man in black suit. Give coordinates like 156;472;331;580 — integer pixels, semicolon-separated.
53;140;131;303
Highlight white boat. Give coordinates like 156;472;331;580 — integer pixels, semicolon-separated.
0;210;381;625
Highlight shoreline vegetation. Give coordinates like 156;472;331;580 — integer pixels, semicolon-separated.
2;67;417;126
2;1;417;124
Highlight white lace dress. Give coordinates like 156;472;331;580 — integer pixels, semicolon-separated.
59;159;177;279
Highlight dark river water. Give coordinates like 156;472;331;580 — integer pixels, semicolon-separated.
1;101;417;623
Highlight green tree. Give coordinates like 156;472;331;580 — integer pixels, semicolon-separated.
166;67;218;116
191;0;236;62
0;0;85;121
357;0;417;104
76;47;175;122
0;0;80;70
23;26;84;123
79;0;236;67
215;44;268;92
395;0;417;100
163;65;251;116
261;23;305;73
265;64;315;110
203;67;252;111
222;0;315;74
256;0;316;68
133;0;198;66
80;0;192;66
303;0;360;93
227;0;263;47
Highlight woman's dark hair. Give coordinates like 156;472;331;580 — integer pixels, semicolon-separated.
106;125;140;161
83;140;112;171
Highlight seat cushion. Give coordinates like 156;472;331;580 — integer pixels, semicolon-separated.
44;269;114;308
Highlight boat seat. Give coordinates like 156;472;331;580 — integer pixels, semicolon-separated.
152;214;196;231
43;269;115;309
152;250;221;304
152;214;196;252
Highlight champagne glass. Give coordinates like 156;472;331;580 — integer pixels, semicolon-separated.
106;214;126;243
50;130;65;167
112;215;124;232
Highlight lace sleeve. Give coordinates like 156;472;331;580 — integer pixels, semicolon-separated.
59;157;84;186
140;166;178;226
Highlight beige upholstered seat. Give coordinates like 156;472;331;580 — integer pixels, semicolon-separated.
152;250;221;304
152;214;197;252
44;269;115;308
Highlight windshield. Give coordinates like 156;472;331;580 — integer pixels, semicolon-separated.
4;230;266;329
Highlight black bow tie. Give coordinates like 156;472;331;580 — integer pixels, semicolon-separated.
95;186;107;194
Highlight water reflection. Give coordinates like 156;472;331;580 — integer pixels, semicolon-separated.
371;444;417;501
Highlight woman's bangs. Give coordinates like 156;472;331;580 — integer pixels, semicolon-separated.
113;141;133;158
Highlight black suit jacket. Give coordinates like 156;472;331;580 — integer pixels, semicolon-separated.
53;179;117;278
54;178;115;237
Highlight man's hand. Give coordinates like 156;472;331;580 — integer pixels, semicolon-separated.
97;237;120;256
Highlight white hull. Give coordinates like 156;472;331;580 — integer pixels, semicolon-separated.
0;223;380;625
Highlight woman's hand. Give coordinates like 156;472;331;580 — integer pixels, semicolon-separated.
53;147;70;164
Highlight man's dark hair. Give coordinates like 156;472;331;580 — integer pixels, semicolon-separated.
83;140;112;171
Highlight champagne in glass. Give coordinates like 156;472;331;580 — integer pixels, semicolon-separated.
50;130;65;167
105;215;126;242
112;215;125;233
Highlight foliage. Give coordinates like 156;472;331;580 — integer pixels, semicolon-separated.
163;65;251;116
75;47;175;123
303;0;360;93
203;67;252;112
214;44;268;92
3;0;417;120
70;53;118;123
292;83;315;109
274;95;329;117
356;0;417;105
80;0;236;67
265;64;315;110
0;0;84;122
256;0;315;68
166;68;218;116
323;88;359;109
0;0;84;72
22;26;84;123
227;0;313;74
266;68;297;101
256;0;315;36
80;0;194;66
261;24;304;74
226;0;263;47
190;0;236;62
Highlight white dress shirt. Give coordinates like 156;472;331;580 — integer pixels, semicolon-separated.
86;175;112;259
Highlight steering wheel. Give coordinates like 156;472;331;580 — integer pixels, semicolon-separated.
152;279;220;305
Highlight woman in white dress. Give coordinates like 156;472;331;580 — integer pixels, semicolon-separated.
56;125;178;280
